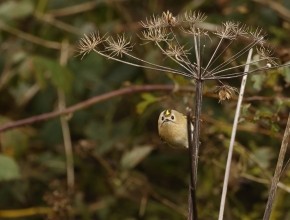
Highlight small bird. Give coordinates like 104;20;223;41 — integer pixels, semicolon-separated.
158;109;193;148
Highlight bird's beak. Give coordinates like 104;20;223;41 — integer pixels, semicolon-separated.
161;119;171;126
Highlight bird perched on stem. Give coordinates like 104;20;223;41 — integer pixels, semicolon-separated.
158;109;193;148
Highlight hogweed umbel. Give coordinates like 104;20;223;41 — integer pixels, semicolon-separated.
78;10;279;82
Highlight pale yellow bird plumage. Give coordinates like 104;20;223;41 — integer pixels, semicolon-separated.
158;109;193;148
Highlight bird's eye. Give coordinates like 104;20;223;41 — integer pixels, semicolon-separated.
171;115;174;120
161;116;164;121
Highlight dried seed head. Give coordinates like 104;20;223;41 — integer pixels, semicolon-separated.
216;85;238;102
233;23;249;37
182;25;209;38
250;27;266;45
183;11;206;24
141;27;170;42
105;34;133;57
162;10;177;26
219;89;231;102
141;11;179;29
77;32;104;59
215;21;239;40
44;189;72;220
256;47;278;66
164;44;190;62
77;10;282;85
140;14;164;29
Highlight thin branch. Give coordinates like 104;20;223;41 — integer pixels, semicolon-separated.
169;27;195;72
151;192;187;217
218;48;253;220
253;0;290;22
58;40;75;193
0;21;61;50
47;1;99;17
47;0;128;18
205;63;290;80
263;113;290;220
94;49;194;78
207;57;273;77
208;38;263;77
0;85;194;133
241;173;290;193
35;13;79;34
155;42;195;76
123;50;195;78
205;116;283;139
202;37;225;74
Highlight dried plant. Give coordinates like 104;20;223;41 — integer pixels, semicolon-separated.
77;10;285;220
215;84;239;103
44;187;72;220
78;11;278;80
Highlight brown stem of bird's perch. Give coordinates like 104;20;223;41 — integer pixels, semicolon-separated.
187;109;194;220
188;80;203;220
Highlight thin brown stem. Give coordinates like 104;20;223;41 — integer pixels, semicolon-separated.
188;80;203;220
0;85;194;133
35;13;79;34
187;109;194;220
47;1;99;17
263;113;290;220
0;21;61;50
58;40;75;193
253;0;290;22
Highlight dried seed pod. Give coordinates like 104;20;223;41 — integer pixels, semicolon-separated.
216;85;238;102
162;10;177;26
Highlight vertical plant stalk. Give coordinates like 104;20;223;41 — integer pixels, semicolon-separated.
263;113;290;220
188;80;203;220
218;48;253;220
187;109;194;220
58;40;75;192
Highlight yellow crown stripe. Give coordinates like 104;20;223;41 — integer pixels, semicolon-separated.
164;109;171;116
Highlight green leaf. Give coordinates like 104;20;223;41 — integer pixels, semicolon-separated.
38;153;66;174
252;147;274;169
251;74;266;91
0;117;30;157
240;103;251;119
0;155;20;181
282;65;290;83
136;93;158;114
0;0;34;20
9;82;35;106
32;55;73;93
121;145;153;170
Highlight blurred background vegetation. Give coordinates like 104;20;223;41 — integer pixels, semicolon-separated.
0;0;289;219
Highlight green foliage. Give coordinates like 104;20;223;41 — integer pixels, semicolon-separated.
32;55;73;93
0;155;20;181
0;0;34;21
136;93;159;114
121;145;153;170
0;117;30;157
251;74;266;91
282;65;290;84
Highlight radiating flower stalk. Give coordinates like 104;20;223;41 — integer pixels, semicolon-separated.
77;10;283;220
